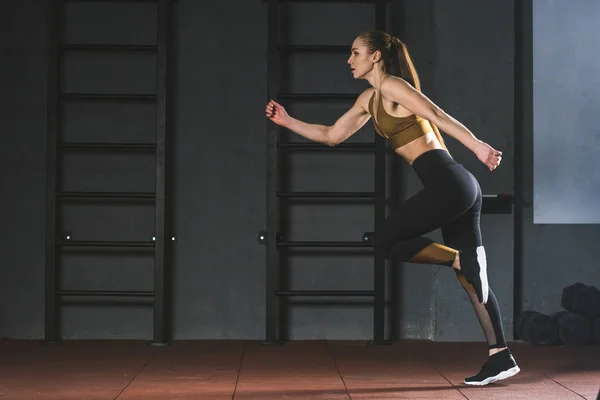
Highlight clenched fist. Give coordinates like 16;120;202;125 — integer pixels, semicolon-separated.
265;100;291;127
473;140;502;171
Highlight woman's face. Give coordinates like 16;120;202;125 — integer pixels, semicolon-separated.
347;37;377;79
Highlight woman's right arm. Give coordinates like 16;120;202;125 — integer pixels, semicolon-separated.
266;89;373;146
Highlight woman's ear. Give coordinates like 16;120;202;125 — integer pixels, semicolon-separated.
372;50;382;63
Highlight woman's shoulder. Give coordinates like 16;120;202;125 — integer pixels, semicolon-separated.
355;87;376;112
381;74;410;90
360;87;376;98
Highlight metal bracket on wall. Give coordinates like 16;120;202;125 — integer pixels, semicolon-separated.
257;231;284;245
482;194;514;214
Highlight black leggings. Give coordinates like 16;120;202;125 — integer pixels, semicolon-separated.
375;149;506;349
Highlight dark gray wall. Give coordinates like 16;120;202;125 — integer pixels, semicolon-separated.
1;0;597;342
0;0;49;338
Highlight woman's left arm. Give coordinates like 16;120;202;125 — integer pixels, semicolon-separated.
380;77;502;171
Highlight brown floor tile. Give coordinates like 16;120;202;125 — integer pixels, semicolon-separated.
235;396;347;400
2;388;123;400
459;388;586;400
118;341;244;399
542;377;600;398
118;375;238;398
347;385;465;399
234;392;349;399
235;341;347;399
118;383;235;400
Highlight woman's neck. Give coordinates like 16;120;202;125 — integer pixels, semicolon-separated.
367;69;388;92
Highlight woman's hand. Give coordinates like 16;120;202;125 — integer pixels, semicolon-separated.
473;140;502;171
265;100;291;127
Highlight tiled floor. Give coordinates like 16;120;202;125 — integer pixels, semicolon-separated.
0;339;598;399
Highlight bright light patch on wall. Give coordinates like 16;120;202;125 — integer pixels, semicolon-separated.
533;0;600;223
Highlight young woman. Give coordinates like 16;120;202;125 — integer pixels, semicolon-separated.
265;30;520;386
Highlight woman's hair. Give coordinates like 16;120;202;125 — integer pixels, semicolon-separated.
357;30;448;152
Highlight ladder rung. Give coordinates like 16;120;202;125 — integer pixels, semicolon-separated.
269;0;390;3
60;93;156;100
64;0;163;2
277;142;375;150
57;192;156;200
58;290;154;297
62;44;157;51
277;241;371;248
57;240;155;248
278;93;358;100
59;142;156;151
278;191;374;199
276;290;375;297
280;45;348;53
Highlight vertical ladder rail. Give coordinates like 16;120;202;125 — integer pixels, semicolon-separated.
372;0;388;345
265;0;280;344
44;0;62;344
152;0;170;346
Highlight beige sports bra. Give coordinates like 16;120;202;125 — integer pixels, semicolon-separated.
369;92;434;150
